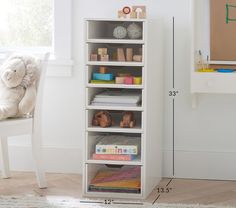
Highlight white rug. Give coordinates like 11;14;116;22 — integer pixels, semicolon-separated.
0;196;235;208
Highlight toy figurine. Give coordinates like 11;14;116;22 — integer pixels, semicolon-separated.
92;111;113;128
120;111;136;128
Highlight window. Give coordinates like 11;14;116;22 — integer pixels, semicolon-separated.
0;0;73;76
0;0;53;49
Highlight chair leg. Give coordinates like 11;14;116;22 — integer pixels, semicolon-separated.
0;137;11;179
31;132;47;188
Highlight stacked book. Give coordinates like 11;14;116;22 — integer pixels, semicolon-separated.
89;166;141;193
91;90;141;107
92;135;140;161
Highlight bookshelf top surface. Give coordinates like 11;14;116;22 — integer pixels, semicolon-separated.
85;18;146;22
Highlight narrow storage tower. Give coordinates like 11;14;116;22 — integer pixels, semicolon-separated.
83;18;163;199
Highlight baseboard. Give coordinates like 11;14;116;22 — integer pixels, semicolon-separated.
163;149;236;180
1;145;83;174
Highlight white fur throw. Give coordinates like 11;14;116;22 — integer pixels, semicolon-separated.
0;54;40;120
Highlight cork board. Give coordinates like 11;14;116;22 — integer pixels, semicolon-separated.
211;0;236;61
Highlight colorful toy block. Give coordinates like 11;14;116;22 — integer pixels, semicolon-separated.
93;73;114;81
116;77;126;84
99;67;108;74
124;77;134;85
133;77;142;85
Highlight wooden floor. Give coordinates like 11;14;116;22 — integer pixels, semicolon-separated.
1;172;236;206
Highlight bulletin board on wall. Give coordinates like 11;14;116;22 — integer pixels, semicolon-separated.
210;0;236;61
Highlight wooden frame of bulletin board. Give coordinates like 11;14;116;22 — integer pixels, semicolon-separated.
210;0;236;63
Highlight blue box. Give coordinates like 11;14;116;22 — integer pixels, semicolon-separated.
93;73;114;81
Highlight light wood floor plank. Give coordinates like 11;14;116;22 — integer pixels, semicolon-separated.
0;172;236;206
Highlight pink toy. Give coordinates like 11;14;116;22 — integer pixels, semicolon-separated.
124;77;134;85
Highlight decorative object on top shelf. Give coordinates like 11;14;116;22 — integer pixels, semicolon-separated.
132;6;146;19
123;6;131;15
127;23;142;39
118;5;146;19
120;111;136;128
92;111;113;128
113;26;127;39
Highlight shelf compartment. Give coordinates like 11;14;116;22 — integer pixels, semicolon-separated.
86;110;143;133
86;88;143;109
86;20;144;41
86;66;143;88
87;43;144;64
86;132;143;165
85;164;143;196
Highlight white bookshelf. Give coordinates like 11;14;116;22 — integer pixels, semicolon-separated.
83;18;163;199
191;0;236;107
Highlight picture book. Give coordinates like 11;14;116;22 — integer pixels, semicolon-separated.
92;153;137;161
89;166;141;194
95;135;141;155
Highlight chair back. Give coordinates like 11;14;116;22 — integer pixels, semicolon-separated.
33;53;50;127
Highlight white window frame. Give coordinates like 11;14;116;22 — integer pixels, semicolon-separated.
0;0;73;77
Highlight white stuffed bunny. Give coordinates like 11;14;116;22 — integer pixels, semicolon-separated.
0;54;40;120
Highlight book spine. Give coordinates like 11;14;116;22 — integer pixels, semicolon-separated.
92;154;136;161
96;145;138;155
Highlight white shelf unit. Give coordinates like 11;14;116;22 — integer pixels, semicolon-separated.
191;0;236;107
83;18;163;199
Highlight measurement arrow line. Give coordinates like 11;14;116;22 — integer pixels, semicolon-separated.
166;178;173;187
173;16;175;89
152;194;161;205
173;99;175;176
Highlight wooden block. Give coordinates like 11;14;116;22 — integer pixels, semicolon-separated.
139;11;146;19
124;77;134;85
133;55;142;62
115;77;126;84
117;48;126;62
118;10;126;18
132;6;146;12
98;48;108;55
126;48;133;62
99;67;108;74
100;54;109;62
133;77;142;85
117;73;132;77
90;54;98;61
130;11;137;19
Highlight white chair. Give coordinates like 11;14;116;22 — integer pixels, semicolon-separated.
0;53;50;188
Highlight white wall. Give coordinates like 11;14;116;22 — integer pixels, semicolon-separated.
5;0;236;180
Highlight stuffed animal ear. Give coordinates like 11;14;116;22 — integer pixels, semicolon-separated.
21;64;40;88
